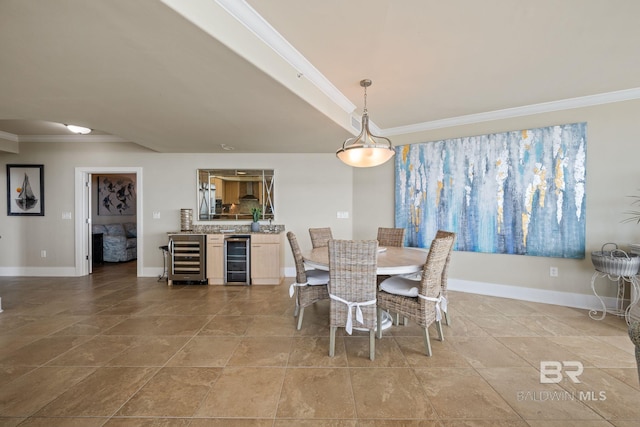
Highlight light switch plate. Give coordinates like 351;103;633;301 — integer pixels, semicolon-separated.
337;211;349;219
153;211;161;219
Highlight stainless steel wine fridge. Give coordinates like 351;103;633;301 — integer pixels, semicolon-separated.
168;234;207;284
224;235;251;285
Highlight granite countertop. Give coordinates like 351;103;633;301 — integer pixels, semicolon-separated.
168;225;284;235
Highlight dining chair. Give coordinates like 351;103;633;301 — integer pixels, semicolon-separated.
287;231;330;330
309;227;333;248
376;233;455;356
435;230;456;325
375;227;407;287
328;239;379;360
376;227;406;247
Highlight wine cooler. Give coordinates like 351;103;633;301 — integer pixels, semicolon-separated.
224;235;251;285
168;234;206;284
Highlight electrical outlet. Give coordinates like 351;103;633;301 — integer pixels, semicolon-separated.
41;250;47;258
153;211;161;219
550;266;558;277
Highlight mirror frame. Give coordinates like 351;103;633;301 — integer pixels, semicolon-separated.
196;169;275;221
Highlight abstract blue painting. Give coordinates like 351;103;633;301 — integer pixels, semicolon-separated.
395;123;586;258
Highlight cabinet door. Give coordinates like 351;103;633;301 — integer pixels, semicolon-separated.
251;242;280;285
207;235;224;285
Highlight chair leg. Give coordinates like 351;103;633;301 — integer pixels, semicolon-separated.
444;309;450;326
436;320;444;341
329;326;336;357
296;307;305;330
293;302;300;317
369;329;375;361
376;308;383;339
422;327;432;356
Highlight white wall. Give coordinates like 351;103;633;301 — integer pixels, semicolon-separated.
2;98;640;305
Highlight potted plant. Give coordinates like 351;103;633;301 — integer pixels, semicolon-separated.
251;207;261;232
624;193;640;224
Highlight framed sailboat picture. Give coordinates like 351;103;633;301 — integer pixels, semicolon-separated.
6;164;44;216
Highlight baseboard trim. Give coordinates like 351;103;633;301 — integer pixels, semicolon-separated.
284;267;616;311
0;267;77;277
449;278;617;311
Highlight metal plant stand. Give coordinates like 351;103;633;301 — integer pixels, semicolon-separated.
589;270;640;325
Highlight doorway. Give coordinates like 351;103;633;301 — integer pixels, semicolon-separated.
74;167;144;277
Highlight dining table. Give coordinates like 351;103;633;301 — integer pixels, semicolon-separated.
302;245;429;331
302;245;429;275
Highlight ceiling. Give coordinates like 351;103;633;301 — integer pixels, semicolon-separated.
1;0;640;154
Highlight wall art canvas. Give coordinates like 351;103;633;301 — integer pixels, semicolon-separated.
395;122;587;258
97;175;136;215
6;164;44;216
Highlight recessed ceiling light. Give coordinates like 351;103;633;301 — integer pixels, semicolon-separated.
65;124;92;134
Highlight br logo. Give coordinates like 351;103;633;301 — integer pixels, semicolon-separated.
540;361;583;384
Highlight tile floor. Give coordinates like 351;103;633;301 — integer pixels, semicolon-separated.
0;262;638;426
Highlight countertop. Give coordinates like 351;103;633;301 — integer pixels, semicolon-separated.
167;225;284;235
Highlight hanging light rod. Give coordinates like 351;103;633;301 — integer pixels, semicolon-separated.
336;79;395;168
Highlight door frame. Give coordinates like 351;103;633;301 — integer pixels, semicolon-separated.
74;166;143;276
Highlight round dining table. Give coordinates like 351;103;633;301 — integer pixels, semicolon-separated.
302;245;429;331
302;246;429;275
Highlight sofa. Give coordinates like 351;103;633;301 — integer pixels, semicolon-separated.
92;223;137;262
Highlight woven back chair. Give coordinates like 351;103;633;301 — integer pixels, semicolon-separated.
375;227;407;286
328;239;378;360
630;322;640;385
287;231;329;330
377;227;406;247
629;303;640;385
309;227;333;248
435;230;456;325
376;233;454;356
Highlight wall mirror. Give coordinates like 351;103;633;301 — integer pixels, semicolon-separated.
197;169;274;221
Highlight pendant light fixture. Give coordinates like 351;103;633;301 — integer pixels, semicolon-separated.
336;79;395;167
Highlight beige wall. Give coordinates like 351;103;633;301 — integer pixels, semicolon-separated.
0;145;353;274
1;98;640;302
354;98;640;299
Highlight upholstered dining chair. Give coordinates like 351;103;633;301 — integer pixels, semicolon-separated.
328;239;379;360
287;231;330;330
309;227;333;248
377;227;406;247
435;230;455;325
376;233;455;356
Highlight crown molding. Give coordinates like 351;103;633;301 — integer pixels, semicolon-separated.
382;87;640;136
215;0;356;115
0;130;19;142
18;134;128;143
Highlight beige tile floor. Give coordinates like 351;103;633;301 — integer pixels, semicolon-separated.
0;262;638;426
